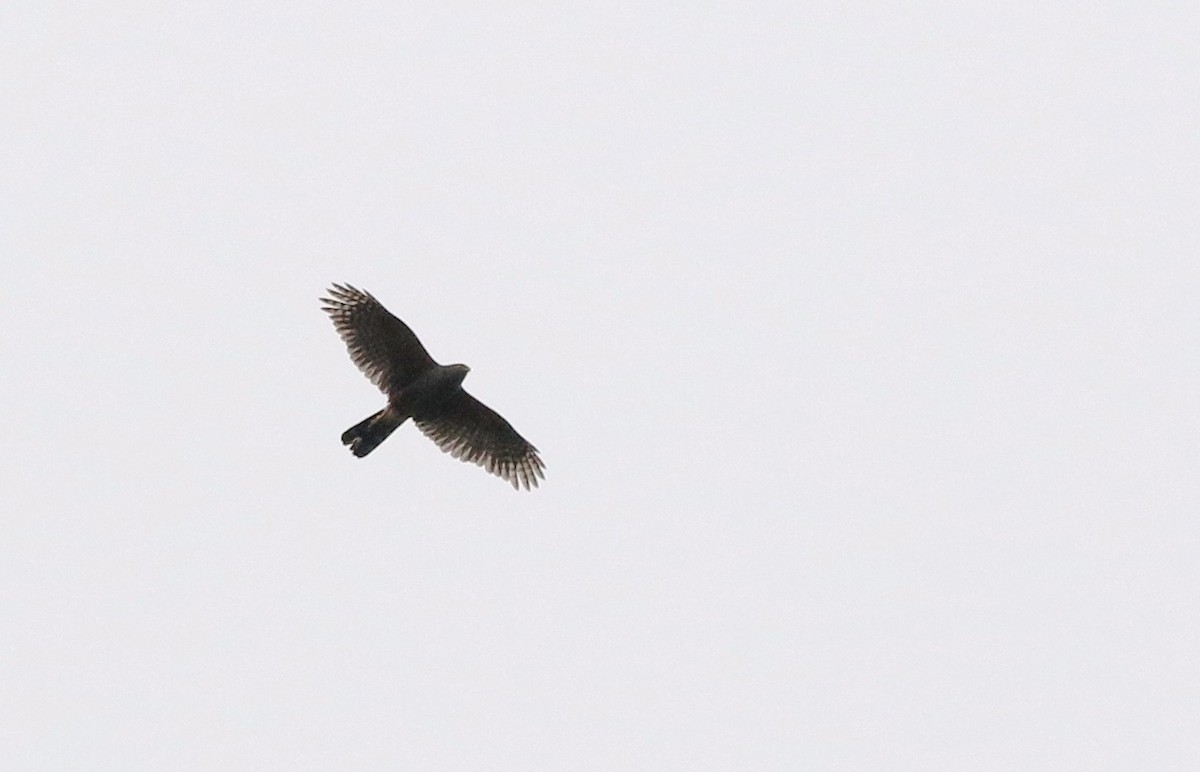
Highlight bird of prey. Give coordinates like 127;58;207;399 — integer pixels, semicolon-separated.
321;283;545;490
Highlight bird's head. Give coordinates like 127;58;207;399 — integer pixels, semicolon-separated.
447;363;470;385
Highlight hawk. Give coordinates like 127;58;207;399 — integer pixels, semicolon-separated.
321;283;545;490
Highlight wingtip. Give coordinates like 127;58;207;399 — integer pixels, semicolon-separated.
321;283;372;310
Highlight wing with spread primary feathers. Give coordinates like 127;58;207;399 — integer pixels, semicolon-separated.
415;390;545;490
321;284;437;394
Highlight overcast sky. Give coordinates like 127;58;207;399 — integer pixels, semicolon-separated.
3;3;1198;769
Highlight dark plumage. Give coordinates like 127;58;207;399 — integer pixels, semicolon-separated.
321;284;545;490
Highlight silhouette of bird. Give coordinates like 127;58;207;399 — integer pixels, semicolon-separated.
321;284;544;490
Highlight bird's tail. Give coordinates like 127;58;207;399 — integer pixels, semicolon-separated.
341;408;406;457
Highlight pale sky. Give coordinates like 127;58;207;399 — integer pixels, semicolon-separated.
3;3;1198;769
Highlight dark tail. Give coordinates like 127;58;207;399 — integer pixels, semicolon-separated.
341;408;406;457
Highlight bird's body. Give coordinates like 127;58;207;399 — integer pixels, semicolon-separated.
397;362;470;414
339;363;468;457
321;284;544;490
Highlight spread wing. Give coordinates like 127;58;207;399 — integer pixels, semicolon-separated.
321;284;437;394
415;390;545;490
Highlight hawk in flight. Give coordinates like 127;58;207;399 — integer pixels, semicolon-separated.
321;284;545;490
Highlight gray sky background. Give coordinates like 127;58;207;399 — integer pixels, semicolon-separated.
3;3;1198;769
